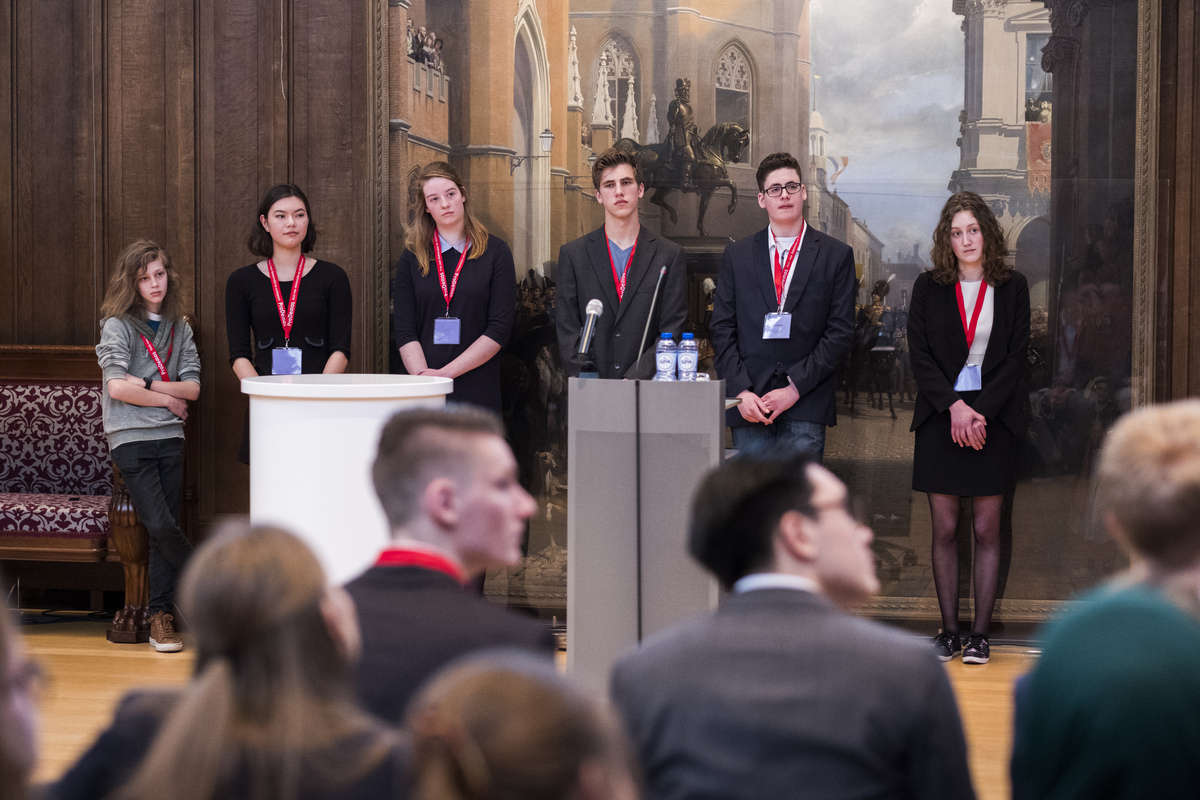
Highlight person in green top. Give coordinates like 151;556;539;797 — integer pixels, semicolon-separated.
1011;399;1200;799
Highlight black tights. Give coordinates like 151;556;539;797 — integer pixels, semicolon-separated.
929;493;1002;636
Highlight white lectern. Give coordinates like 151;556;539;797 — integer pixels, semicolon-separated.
241;374;453;585
567;378;724;696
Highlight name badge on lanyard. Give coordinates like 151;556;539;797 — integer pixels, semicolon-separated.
433;233;468;346
953;281;987;392
268;255;305;375
763;225;803;340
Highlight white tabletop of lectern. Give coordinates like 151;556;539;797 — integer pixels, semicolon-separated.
241;374;453;585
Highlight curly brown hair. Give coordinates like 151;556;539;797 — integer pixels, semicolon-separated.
99;239;184;321
929;192;1011;286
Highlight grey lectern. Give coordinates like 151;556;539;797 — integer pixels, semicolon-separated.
566;378;724;695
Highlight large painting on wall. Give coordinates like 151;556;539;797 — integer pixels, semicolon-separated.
393;0;1143;635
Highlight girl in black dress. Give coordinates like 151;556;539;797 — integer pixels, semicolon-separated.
225;185;353;461
393;162;516;414
908;192;1030;666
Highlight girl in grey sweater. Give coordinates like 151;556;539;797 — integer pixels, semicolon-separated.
96;240;200;653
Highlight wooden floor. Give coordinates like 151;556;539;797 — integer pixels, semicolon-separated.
23;613;1036;800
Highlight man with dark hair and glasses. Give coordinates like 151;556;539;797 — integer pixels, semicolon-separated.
710;152;856;461
610;451;976;800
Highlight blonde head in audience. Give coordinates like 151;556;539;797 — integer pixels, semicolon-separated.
408;655;638;800
0;605;37;800
1096;399;1200;571
114;523;392;800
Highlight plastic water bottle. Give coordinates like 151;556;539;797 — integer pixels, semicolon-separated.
654;332;676;381
677;332;698;381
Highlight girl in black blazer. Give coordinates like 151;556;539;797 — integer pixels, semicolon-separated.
393;161;516;414
908;192;1029;666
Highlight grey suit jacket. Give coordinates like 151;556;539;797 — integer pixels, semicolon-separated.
610;589;976;800
555;225;687;379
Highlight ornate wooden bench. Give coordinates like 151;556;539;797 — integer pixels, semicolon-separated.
0;345;151;643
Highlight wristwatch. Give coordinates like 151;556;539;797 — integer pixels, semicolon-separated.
143;376;153;390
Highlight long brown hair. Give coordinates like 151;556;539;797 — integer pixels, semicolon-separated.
408;655;637;800
929;191;1012;286
99;240;184;321
114;524;394;800
405;161;489;277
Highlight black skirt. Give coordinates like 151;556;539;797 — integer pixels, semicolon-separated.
912;390;1018;496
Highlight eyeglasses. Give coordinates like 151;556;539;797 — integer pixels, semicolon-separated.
763;182;803;198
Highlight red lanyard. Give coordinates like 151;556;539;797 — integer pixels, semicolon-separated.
607;237;637;301
773;222;805;307
267;255;306;344
955;281;988;349
375;546;465;584
139;326;175;382
432;232;470;314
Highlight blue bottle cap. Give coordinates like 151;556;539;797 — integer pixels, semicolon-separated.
682;332;694;339
660;332;672;338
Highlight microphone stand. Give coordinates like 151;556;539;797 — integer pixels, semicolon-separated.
635;267;669;380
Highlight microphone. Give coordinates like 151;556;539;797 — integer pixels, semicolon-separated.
635;267;669;378
577;298;604;358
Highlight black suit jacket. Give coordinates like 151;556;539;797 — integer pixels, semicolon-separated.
907;270;1030;436
610;589;976;800
555;225;687;379
709;226;856;427
345;565;556;723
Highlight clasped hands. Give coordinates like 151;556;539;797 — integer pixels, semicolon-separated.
949;399;987;450
737;381;800;425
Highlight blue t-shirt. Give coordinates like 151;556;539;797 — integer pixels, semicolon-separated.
608;240;634;279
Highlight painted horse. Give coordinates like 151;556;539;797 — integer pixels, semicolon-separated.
614;122;750;237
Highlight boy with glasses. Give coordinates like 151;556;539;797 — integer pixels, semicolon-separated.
709;152;856;460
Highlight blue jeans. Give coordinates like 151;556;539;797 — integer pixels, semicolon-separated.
111;438;193;614
731;418;826;462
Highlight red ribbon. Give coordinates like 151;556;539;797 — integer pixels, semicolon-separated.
267;255;306;344
375;546;466;584
955;280;988;349
432;232;470;313
607;237;638;302
139;326;175;382
773;221;805;307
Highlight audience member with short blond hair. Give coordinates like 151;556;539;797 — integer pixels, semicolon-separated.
408;655;637;800
348;406;554;724
50;524;406;800
1011;400;1200;799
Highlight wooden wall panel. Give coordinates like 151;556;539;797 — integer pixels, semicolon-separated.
1156;0;1200;400
13;1;101;345
198;0;281;518
0;2;13;342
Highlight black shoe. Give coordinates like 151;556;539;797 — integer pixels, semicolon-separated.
962;634;990;664
933;631;961;662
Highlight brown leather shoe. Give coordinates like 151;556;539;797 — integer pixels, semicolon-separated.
148;611;183;653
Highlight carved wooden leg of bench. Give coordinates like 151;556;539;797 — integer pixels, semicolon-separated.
106;463;149;644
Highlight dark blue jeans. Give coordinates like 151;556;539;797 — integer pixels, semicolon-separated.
731;418;827;462
111;438;192;614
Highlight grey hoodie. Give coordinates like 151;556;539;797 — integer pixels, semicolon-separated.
95;314;201;450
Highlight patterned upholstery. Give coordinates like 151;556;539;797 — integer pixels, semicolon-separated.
0;379;111;540
0;493;110;538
